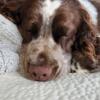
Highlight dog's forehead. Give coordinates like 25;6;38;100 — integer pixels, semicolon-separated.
41;0;62;24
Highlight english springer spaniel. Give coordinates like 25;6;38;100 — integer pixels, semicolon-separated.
0;0;100;81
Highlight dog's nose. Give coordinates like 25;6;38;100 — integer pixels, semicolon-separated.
28;66;53;81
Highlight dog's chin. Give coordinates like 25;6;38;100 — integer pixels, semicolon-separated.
26;62;59;81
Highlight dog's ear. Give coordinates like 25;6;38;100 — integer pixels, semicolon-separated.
0;0;26;25
72;7;98;70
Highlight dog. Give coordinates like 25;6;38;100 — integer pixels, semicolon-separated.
0;0;100;81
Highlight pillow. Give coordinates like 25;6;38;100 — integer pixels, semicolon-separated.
0;14;22;74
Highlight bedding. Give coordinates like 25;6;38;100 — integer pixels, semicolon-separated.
0;14;100;100
0;14;22;73
0;72;100;100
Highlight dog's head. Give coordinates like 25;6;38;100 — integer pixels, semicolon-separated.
1;0;98;81
21;0;76;81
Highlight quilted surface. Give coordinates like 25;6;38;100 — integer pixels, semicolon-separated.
0;14;22;73
0;49;19;74
0;15;22;52
0;72;100;100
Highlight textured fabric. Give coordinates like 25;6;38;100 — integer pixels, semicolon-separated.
0;14;22;73
0;14;22;52
0;72;100;100
0;49;19;74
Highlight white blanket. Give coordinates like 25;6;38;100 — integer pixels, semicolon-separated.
0;14;100;100
0;72;100;100
0;14;22;73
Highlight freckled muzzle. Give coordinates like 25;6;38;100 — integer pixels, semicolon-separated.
26;51;59;81
23;35;71;81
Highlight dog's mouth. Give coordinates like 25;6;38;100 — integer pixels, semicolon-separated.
27;62;59;81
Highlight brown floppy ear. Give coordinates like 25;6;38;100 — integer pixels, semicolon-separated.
72;8;98;70
0;0;26;25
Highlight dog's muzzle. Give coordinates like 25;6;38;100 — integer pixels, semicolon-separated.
27;53;58;81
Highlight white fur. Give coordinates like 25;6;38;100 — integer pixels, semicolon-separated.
97;33;100;37
71;63;89;74
78;0;98;25
42;0;61;24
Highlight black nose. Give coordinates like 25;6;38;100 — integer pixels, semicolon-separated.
38;53;47;65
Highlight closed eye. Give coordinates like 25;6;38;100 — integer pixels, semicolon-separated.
52;26;68;43
28;23;41;38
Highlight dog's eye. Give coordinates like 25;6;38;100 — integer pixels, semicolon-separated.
52;26;68;43
28;23;40;38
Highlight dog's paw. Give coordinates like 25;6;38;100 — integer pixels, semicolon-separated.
71;62;89;74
